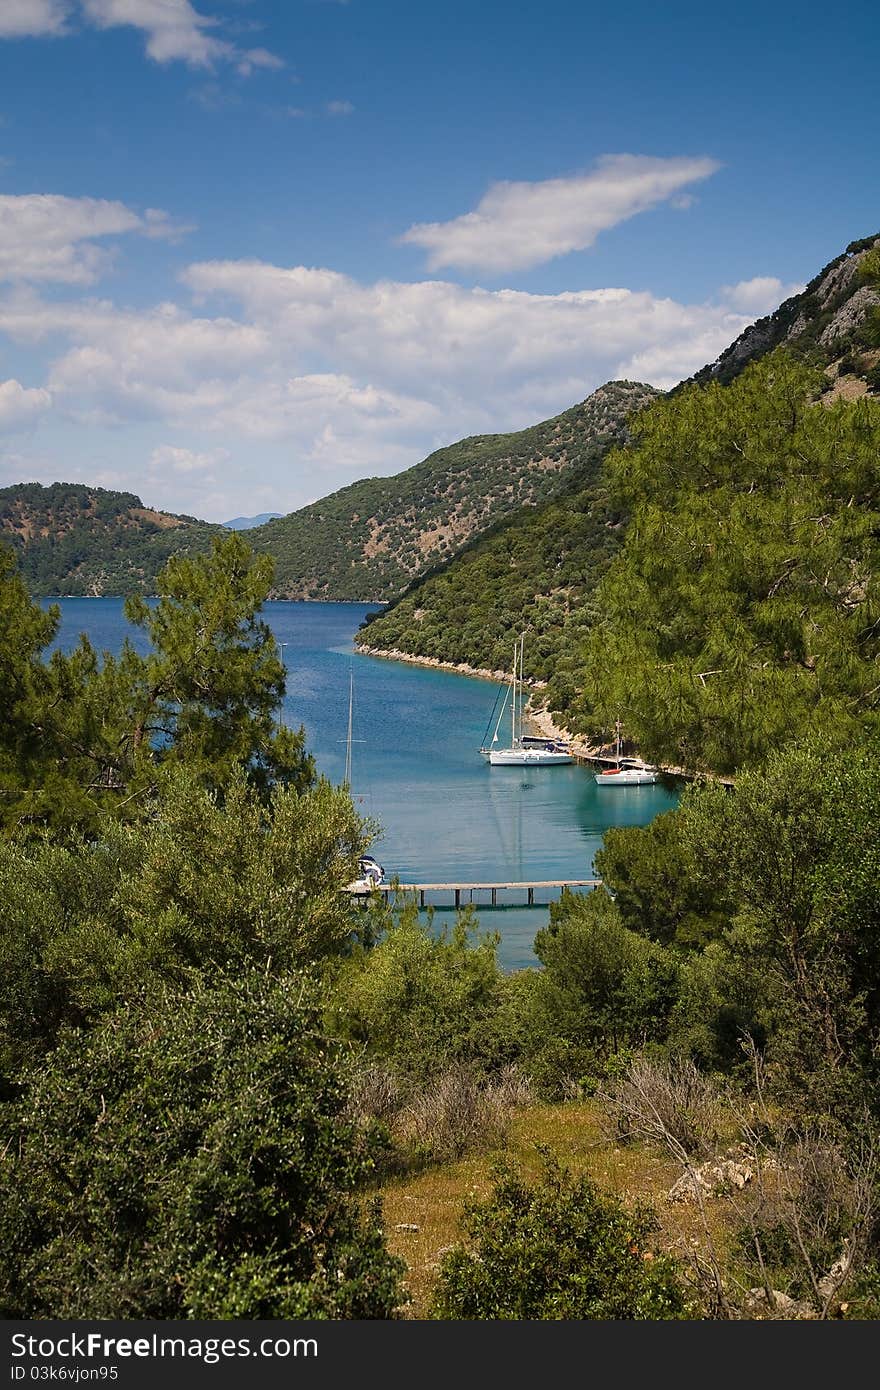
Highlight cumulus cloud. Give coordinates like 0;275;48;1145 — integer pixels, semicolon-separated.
400;153;721;274
0;251;792;512
0;194;192;284
721;276;805;315
180;259;753;408
0;256;758;444
149;443;227;473
0;377;52;432
0;0;69;37
0;1;283;71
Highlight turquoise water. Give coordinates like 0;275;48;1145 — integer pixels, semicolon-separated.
48;598;680;971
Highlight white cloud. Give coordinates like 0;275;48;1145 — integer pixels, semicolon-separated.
325;99;354;116
0;1;284;71
80;0;283;71
721;276;805;315
180;259;752;410
0;1;70;38
141;207;197;241
400;153;721;274
0;257;755;449
149;442;227;473
0;194;192;284
0;378;52;432
0;252;790;515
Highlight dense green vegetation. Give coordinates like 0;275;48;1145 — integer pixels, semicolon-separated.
2;533;880;1319
364;349;880;744
0;974;403;1319
0;482;221;596
0;531;311;838
358;459;622;683
246;380;657;601
563;352;880;771
364;239;880;773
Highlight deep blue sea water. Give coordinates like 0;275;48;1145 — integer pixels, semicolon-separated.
47;598;679;971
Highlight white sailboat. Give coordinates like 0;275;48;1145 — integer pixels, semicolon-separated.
594;719;659;785
342;670;386;891
480;633;573;766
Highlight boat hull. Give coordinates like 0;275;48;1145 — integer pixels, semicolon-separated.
488;748;573;765
594;768;659;785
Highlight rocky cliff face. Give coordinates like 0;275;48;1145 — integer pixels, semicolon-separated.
687;234;880;388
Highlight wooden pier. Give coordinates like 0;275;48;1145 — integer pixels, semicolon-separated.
349;879;602;909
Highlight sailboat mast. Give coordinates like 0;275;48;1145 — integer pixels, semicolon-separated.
518;632;525;747
344;671;353;786
511;641;517;747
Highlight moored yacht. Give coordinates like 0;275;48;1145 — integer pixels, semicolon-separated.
480;634;573;766
594;720;659;785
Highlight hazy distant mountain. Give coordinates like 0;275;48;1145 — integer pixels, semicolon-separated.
222;513;282;530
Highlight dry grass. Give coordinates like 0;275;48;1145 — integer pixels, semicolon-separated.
379;1098;738;1318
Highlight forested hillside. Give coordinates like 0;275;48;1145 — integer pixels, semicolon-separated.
246;380;658;600
0;483;221;596
360;236;880;771
357;458;621;684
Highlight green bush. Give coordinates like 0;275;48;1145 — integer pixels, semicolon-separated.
595;809;731;948
330;906;514;1083
0;972;406;1319
0;767;368;1082
431;1151;690;1319
512;890;680;1094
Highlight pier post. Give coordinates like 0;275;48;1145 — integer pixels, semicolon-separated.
455;888;461;909
419;889;425;909
491;887;497;906
528;886;534;905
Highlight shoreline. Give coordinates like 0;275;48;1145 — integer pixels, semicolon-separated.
355;641;731;784
355;641;609;760
355;641;518;687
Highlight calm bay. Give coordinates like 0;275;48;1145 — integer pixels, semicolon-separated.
48;597;679;971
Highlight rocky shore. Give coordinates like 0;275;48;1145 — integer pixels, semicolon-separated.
355;641;513;686
355;641;607;757
355;641;728;783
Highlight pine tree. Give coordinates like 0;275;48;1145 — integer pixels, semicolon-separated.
573;352;880;772
0;533;313;838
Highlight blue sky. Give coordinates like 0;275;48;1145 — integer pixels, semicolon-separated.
0;0;877;521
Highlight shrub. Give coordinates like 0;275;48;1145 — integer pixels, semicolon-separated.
511;890;680;1095
0;972;406;1319
330;906;513;1083
344;1059;532;1170
431;1151;690;1319
597;1055;722;1158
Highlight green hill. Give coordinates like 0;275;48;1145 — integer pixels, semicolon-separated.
246;380;658;601
356;455;623;686
358;234;880;764
0;483;221;596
